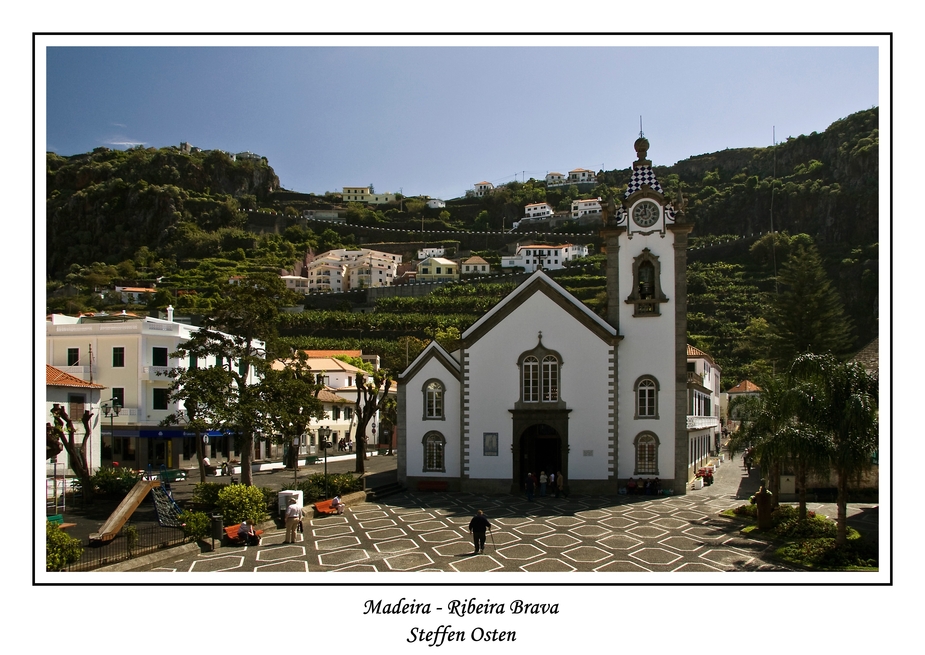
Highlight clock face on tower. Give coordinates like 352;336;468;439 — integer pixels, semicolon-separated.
632;200;660;227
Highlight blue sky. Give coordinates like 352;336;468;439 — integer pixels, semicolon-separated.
43;37;882;201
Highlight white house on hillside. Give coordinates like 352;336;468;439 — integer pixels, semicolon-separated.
568;168;597;184
545;172;566;187
473;181;494;197
501;244;589;273
571;197;602;220
524;202;555;219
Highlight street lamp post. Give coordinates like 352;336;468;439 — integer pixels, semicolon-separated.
318;425;332;498
102;398;122;467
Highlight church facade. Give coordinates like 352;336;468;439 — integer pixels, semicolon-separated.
397;136;694;495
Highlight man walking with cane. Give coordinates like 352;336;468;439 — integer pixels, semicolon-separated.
468;509;493;554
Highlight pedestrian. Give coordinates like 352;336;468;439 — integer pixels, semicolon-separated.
549;471;556;497
284;496;303;543
331;495;346;514
468;509;492;554
239;519;260;545
525;473;535;501
539;471;548;496
556;471;565;497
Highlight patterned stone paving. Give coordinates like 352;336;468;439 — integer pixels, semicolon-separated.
137;458;878;575
142;490;799;574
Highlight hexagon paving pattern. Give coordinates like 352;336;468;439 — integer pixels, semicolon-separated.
145;491;801;573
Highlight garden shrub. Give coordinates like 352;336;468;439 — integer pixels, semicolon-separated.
179;510;211;540
46;520;83;571
90;466;142;497
217;484;269;525
191;481;228;508
123;524;139;556
289;473;363;502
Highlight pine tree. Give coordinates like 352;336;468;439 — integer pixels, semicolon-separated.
767;241;854;367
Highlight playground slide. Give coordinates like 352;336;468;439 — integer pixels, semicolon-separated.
90;479;159;543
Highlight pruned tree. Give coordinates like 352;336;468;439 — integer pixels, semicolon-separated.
49;404;94;503
351;369;394;474
259;351;326;468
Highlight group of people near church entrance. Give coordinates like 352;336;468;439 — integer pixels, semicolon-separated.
524;470;565;501
625;477;661;495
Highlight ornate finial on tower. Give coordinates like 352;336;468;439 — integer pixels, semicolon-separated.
537;331;543;344
634;117;651;167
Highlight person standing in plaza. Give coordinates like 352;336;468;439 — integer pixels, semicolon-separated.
556;471;565;498
539;471;548;496
525;473;535;501
468;510;493;554
284;496;303;543
549;471;556;497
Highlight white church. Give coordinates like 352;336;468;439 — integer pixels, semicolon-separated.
398;136;697;495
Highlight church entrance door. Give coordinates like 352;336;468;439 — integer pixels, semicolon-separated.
518;423;561;491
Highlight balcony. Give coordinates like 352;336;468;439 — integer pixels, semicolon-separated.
687;415;719;431
142;365;171;380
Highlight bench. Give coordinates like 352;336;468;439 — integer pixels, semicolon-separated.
417;480;448;492
47;515;77;530
313;499;339;516
223;523;264;546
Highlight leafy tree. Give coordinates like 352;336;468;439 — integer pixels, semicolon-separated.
728;376;829;518
788;353;878;545
766;241;854;367
259;351;326;467
164;273;299;485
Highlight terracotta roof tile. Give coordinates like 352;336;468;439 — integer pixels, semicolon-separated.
46;365;106;389
727;380;761;394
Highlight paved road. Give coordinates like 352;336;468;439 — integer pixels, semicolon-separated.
110;452;878;574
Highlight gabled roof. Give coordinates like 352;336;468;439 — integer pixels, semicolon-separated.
462;269;618;346
463;256;489;265
46;365;106;389
727;380;761;394
400;340;460;381
687;344;720;368
302;350;363;358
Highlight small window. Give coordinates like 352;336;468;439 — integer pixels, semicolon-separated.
111;388;125;408
112;347;125;368
67;348;79;366
153;347;168;367
153;388;169;410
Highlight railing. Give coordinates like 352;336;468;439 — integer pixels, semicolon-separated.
687;415;719;430
57;524;188;572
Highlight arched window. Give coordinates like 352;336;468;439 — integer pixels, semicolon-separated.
542;355;559;401
422;432;446;472
626;248;668;316
634;432;659;475
523;356;539;402
518;335;563;407
634;376;659;419
423;380;445;420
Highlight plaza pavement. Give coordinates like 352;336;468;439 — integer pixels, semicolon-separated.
111;451;879;574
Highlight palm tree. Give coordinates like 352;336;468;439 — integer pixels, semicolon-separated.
727;376;830;518
789;353;878;545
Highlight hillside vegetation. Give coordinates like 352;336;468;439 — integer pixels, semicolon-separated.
45;108;879;386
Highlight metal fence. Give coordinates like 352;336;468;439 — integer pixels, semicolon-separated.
61;524;188;572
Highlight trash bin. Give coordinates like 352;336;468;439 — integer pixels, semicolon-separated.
211;514;224;541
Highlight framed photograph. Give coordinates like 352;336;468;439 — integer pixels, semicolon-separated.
483;432;498;457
